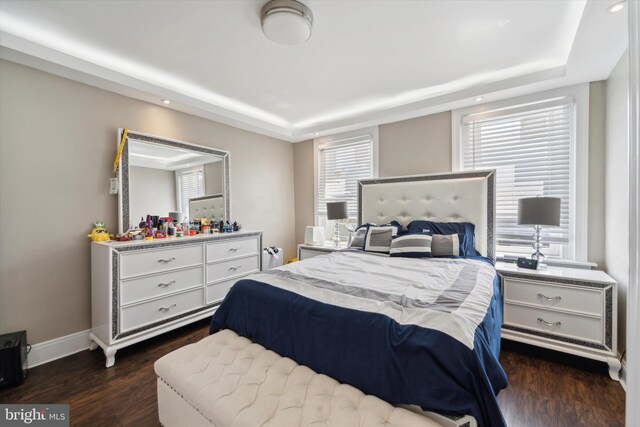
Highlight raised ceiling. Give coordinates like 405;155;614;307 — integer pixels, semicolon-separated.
0;0;628;142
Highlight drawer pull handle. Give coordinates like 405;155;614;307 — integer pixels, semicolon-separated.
158;304;177;312
537;317;561;328
157;281;176;288
537;293;561;302
158;257;176;264
228;265;242;271
228;247;241;252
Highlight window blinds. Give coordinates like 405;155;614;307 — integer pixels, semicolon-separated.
177;168;204;220
461;98;573;247
316;136;374;218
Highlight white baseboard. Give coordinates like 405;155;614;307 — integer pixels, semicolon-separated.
28;329;91;369
620;358;627;392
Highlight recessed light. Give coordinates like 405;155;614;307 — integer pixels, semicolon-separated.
607;1;625;13
162;99;171;104
474;97;483;102
314;132;319;136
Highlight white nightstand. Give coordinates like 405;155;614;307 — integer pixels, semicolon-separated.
297;243;347;261
496;261;620;380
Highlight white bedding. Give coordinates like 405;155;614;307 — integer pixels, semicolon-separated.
250;250;497;349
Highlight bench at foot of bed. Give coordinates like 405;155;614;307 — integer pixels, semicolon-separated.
155;329;458;427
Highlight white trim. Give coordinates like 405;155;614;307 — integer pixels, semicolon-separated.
451;84;590;262
626;0;640;424
620;357;627;392
27;329;91;369
313;126;379;226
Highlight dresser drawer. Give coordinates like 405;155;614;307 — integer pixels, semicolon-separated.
120;266;204;306
504;303;603;344
120;288;204;333
205;276;248;304
206;255;259;282
503;277;603;316
120;245;203;279
207;237;259;263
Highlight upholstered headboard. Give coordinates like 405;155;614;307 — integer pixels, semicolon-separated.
189;194;225;221
358;170;496;259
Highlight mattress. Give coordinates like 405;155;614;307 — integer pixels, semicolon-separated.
210;250;507;427
155;329;443;427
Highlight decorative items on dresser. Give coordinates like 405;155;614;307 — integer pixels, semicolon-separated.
297;242;346;261
496;261;621;380
90;231;262;367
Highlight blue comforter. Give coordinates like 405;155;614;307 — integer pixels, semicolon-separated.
210;256;507;427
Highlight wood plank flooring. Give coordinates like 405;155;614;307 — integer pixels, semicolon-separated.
0;320;625;426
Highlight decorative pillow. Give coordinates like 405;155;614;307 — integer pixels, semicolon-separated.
407;220;476;256
349;227;368;249
389;233;433;258
364;227;394;253
431;234;463;257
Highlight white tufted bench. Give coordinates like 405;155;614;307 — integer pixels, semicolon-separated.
155;329;444;427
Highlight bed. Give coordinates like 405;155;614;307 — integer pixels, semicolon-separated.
156;170;507;427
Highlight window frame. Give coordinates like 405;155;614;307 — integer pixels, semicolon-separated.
175;165;205;220
313;127;379;232
451;84;589;262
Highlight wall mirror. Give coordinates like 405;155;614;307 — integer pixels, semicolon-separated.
117;129;230;233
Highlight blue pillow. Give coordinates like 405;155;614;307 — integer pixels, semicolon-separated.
357;220;403;236
407;220;476;256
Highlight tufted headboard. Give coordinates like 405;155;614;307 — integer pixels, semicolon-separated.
189;194;225;221
358;170;496;259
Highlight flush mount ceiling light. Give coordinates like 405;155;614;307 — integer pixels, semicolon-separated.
261;0;313;45
162;99;171;104
607;1;625;13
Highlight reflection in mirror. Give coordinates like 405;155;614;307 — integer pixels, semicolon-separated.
118;130;230;233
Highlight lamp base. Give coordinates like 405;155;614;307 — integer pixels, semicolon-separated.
332;221;341;249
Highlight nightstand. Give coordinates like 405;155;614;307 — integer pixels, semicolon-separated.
496;261;620;380
297;243;347;261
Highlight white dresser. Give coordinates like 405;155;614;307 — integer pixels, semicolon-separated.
90;231;262;367
497;262;620;380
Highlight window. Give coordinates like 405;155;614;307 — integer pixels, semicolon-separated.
314;128;378;239
453;85;588;261
176;167;204;220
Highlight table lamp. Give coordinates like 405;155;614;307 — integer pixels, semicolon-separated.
517;196;561;262
326;201;348;248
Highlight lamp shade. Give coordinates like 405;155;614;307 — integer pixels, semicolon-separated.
517;197;561;226
326;201;348;220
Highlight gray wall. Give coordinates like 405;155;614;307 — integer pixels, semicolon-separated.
0;59;296;344
605;51;630;355
204;161;224;195
129;166;177;223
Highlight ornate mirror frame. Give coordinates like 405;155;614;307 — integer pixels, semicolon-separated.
117;129;231;233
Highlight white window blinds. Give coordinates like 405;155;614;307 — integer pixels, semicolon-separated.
176;167;204;220
316;136;374;218
461;98;574;249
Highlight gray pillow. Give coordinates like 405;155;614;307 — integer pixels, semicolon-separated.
349;227;368;249
364;227;394;253
431;234;461;257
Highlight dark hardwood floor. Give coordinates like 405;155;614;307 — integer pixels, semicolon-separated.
0;321;625;427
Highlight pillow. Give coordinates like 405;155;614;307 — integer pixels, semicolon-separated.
389;233;433;258
431;234;463;257
349;227;368;249
364;227;394;253
407;220;476;256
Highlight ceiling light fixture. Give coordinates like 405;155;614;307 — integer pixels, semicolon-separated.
474;97;483;102
162;99;171;104
607;1;625;13
261;0;313;45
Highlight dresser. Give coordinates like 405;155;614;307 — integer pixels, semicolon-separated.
496;262;620;380
90;231;262;367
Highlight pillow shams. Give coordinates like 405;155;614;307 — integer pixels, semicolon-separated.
364;227;394;253
349;227;368;249
407;220;475;256
389;234;432;258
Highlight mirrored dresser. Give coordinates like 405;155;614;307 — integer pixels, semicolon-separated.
90;129;262;367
